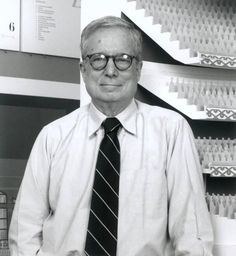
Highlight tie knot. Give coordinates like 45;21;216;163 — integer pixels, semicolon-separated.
102;118;121;134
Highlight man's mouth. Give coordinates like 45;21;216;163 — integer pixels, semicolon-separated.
100;83;121;86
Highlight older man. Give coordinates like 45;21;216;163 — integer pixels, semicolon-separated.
9;16;213;256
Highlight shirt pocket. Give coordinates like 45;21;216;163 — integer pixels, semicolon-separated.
119;166;168;220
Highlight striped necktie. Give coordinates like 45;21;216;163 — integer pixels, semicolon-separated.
84;117;121;256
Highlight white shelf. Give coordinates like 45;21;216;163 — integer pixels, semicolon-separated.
139;61;236;120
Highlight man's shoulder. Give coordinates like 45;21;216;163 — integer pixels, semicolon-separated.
136;100;184;122
42;104;89;135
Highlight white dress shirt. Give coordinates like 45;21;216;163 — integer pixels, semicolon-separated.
9;99;213;256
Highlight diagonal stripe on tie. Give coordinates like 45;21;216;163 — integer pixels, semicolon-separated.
86;231;112;256
99;149;120;176
96;169;119;197
90;209;117;240
96;148;119;172
94;166;119;196
92;188;118;219
107;134;120;153
85;118;121;256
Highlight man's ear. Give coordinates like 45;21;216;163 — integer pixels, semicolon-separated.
136;61;143;81
139;61;143;71
80;62;87;83
80;61;85;73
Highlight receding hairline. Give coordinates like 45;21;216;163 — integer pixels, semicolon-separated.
81;15;137;37
83;25;134;42
80;16;142;59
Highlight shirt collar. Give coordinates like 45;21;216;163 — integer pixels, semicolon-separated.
88;99;138;137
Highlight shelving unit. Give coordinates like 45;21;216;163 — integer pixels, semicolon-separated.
124;0;236;68
139;61;236;120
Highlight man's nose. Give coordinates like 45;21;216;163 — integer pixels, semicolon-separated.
104;58;118;77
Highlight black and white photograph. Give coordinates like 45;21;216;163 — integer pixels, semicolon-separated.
0;0;236;255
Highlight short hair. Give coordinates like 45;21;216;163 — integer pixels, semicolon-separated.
80;16;143;60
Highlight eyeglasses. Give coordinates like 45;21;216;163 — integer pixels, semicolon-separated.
84;53;138;71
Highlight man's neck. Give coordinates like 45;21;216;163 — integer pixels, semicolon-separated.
92;100;132;117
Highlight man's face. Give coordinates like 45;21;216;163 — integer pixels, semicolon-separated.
81;27;142;109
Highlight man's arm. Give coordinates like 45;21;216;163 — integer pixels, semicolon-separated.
166;117;214;255
9;128;51;255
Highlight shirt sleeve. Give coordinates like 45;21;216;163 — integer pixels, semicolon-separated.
166;117;214;256
9;127;52;256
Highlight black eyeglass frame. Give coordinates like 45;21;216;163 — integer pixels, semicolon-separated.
83;53;139;71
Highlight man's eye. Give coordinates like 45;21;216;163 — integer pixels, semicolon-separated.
117;54;131;60
116;56;131;64
93;57;103;61
116;58;129;63
92;55;105;62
